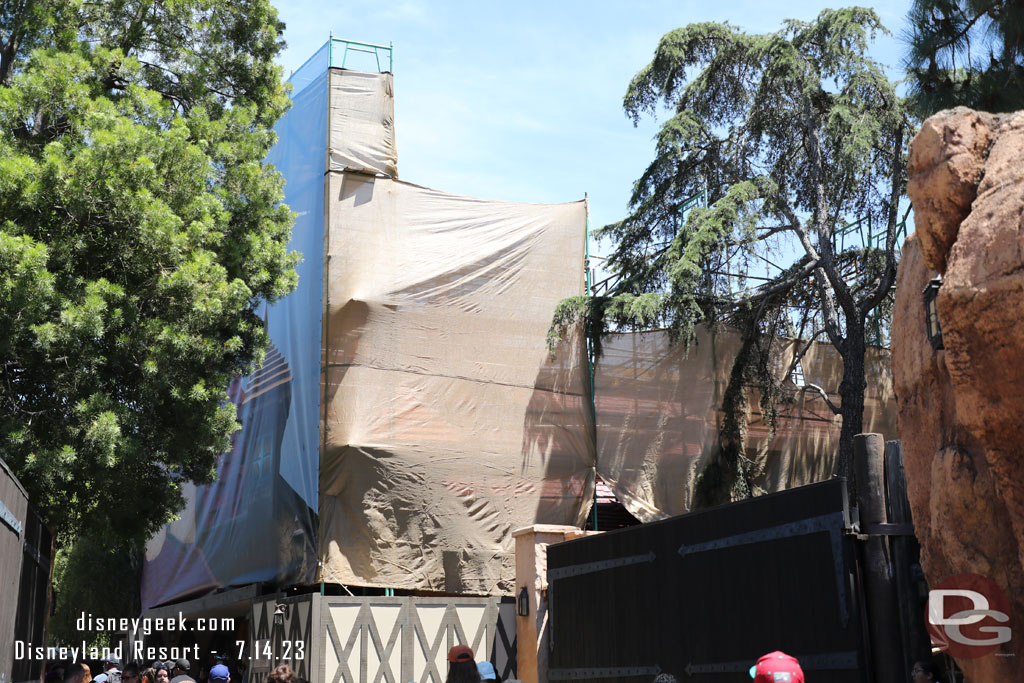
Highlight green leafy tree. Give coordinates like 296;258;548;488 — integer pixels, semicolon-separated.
556;8;910;503
0;0;297;544
49;533;143;648
905;0;1024;115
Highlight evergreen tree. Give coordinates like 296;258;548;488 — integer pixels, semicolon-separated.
555;8;910;503
0;0;297;543
905;0;1024;114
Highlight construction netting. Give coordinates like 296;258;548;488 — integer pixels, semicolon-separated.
142;42;898;606
594;327;897;523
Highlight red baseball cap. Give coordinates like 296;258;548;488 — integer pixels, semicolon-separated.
447;644;474;663
750;651;804;683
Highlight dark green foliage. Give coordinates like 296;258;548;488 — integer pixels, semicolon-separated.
0;0;297;544
693;326;757;508
49;532;143;648
692;300;795;507
561;9;911;504
904;0;1024;115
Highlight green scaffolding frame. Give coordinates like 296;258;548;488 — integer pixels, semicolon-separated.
328;35;394;73
585;197;598;530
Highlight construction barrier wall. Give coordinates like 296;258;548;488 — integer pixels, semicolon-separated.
316;596;516;683
143;41;898;607
318;173;591;594
144;46;593;605
595;327;896;522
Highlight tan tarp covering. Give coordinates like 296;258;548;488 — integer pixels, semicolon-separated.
318;172;593;594
594;327;897;522
329;69;397;177
143;62;902;603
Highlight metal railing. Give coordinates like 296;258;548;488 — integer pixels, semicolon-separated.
329;36;394;73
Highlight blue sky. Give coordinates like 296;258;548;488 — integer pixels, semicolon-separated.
273;1;914;271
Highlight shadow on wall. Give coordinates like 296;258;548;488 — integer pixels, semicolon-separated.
575;325;897;522
521;323;594;528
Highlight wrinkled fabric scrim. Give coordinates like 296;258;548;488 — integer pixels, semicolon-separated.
318;173;594;594
329;69;397;177
594;327;897;523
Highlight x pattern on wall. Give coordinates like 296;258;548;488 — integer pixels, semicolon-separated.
322;597;516;683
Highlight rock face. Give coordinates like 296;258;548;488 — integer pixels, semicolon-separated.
894;108;1024;680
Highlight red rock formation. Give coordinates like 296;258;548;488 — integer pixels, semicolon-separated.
894;107;1024;680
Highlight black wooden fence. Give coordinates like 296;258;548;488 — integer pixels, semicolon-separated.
1;457;53;683
12;507;52;683
547;479;867;683
1;457;30;683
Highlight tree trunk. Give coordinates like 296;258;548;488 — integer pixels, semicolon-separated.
0;35;20;86
0;0;26;87
835;318;867;500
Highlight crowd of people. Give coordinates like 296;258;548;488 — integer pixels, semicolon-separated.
42;645;945;683
434;645;939;683
44;656;300;683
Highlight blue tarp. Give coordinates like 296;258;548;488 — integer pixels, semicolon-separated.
142;64;327;607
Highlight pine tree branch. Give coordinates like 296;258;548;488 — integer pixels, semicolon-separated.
801;92;857;320
922;1;999;57
802;383;842;415
861;116;907;316
753;224;798;239
772;182;843;346
816;268;844;348
787;326;828;381
727;255;818;311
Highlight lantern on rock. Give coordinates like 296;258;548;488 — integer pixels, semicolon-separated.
923;276;943;350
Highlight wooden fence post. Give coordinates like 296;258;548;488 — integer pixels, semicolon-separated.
854;433;902;683
884;440;932;674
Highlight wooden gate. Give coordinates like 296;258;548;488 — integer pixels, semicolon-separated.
546;479;867;682
249;593;318;683
247;594;516;683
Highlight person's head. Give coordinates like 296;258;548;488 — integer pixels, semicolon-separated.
122;664;140;683
155;666;170;683
476;661;497;681
266;665;296;683
652;675;678;683
750;651;803;683
911;660;940;683
208;664;231;683
173;660;190;676
445;645;480;683
140;667;156;683
102;655;120;673
65;663;91;683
